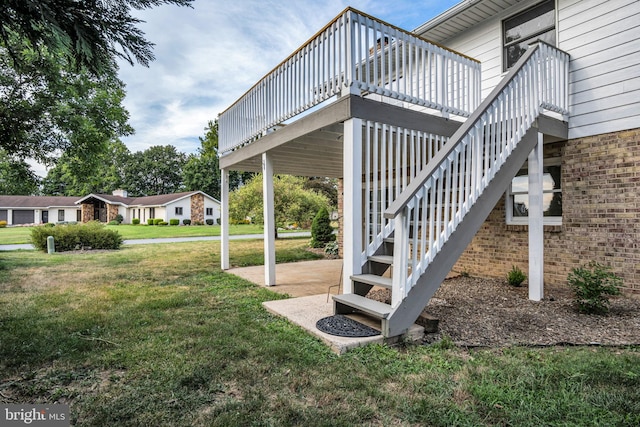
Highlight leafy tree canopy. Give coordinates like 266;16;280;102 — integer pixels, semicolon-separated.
229;174;331;230
0;150;40;195
0;0;193;76
124;145;187;196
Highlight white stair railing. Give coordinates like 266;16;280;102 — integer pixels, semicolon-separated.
384;42;569;308
218;8;480;155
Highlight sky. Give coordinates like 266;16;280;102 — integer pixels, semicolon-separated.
115;0;461;156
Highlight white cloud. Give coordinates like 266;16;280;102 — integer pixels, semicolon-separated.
117;0;459;155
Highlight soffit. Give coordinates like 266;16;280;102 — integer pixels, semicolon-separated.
414;0;526;43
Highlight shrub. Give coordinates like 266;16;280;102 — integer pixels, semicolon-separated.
0;220;7;228
205;219;214;225
193;221;204;226
216;218;221;225
108;220;120;225
44;222;56;228
158;221;168;226
324;241;339;257
30;221;122;252
132;218;140;225
169;219;180;226
507;265;526;287
147;218;155;225
153;218;163;225
568;262;623;314
310;207;335;248
115;214;124;224
183;219;191;226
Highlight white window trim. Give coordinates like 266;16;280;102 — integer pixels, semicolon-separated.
506;157;562;226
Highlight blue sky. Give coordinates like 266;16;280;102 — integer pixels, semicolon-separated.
116;0;461;155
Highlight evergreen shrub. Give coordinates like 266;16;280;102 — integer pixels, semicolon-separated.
310;207;335;248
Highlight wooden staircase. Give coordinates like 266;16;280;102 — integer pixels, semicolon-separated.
332;42;570;338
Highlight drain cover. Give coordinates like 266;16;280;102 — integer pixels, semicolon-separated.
316;315;380;337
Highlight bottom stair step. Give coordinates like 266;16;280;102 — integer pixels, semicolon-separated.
333;293;392;319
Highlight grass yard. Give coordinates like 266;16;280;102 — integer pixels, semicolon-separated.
0;223;303;245
0;239;638;426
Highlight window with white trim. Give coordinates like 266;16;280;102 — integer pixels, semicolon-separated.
503;0;555;71
506;158;562;225
205;208;213;216
175;207;183;215
58;210;65;222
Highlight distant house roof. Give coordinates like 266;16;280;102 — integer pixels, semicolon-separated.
0;196;80;209
75;191;220;207
0;191;220;210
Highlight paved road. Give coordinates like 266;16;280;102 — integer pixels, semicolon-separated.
0;231;311;251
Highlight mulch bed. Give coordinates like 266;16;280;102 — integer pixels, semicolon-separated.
368;276;640;347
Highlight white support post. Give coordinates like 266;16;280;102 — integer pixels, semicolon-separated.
342;118;363;294
262;153;276;286
221;168;230;270
528;134;544;301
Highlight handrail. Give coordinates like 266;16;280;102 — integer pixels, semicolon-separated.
218;8;481;155
384;42;569;307
385;41;568;219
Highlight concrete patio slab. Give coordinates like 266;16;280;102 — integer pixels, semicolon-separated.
229;259;344;298
230;259;425;354
262;294;424;355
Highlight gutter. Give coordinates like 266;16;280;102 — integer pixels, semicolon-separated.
413;0;483;35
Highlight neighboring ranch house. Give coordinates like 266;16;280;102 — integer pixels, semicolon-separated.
0;196;82;225
0;191;220;225
76;190;221;225
218;0;640;338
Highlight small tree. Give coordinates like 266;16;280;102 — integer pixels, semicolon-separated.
310;207;335;248
568;262;623;314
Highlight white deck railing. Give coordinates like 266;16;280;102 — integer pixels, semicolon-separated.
361;122;448;262
218;8;480;155
384;42;569;307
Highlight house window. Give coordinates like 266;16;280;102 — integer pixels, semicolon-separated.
149;207;155;219
175;207;183;215
503;0;555;70
58;210;65;222
76;210;82;222
506;158;562;225
206;208;213;216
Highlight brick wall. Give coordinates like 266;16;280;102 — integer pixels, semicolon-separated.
191;193;204;224
453;128;640;292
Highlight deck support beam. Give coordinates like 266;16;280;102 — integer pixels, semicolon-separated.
262;153;276;286
342;118;363;294
221;168;230;270
528;133;544;301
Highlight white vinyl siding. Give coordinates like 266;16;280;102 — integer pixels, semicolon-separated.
559;0;640;138
426;0;640;140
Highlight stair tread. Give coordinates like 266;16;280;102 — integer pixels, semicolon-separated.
351;274;392;289
368;255;394;264
333;293;392;319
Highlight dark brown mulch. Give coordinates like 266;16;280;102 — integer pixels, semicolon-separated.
368;276;640;347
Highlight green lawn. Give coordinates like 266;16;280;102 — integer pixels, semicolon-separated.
0;223;305;244
0;240;638;426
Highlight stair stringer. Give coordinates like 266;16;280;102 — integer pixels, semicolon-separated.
383;127;540;337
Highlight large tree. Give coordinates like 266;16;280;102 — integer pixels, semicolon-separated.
42;141;131;196
125;145;187;196
0;150;40;195
0;0;193;76
0;0;192;166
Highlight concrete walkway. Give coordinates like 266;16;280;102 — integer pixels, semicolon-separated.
0;231;311;251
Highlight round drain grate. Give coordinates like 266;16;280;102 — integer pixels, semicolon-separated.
316;315;380;337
